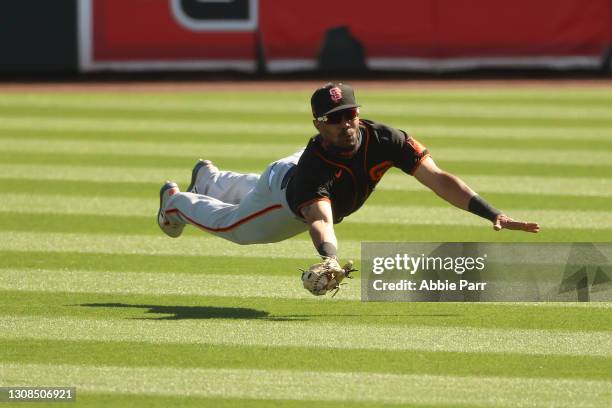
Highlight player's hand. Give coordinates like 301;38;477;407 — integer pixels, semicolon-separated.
493;214;540;233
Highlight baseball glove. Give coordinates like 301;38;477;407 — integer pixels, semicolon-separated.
301;257;357;297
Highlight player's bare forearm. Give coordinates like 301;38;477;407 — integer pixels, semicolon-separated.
300;200;338;257
430;171;475;210
308;219;337;249
414;158;475;210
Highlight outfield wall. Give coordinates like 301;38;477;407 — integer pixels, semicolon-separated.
0;0;78;73
260;0;612;73
1;0;611;74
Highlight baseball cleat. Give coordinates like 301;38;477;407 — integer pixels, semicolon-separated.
187;159;216;193
157;181;184;238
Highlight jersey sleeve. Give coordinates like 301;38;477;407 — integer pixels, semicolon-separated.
386;126;430;175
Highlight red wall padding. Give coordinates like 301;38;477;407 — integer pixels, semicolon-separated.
435;0;609;56
92;0;255;61
86;0;611;70
259;0;611;67
259;0;436;59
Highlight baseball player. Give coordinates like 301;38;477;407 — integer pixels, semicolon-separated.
157;83;540;293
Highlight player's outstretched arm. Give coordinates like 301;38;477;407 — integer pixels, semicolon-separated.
299;200;357;297
413;157;540;233
300;200;339;258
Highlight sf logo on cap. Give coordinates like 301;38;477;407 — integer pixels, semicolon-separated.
329;87;342;103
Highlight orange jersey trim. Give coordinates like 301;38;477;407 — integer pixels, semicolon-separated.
313;150;355;179
166;204;283;233
411;153;431;175
296;197;331;216
361;122;371;175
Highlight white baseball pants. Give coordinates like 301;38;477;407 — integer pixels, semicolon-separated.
164;150;307;244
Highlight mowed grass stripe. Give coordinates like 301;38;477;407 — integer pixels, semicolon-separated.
2;91;612;116
3;266;608;302
0;116;312;135
407;124;612;140
5;339;610;380
0;128;309;146
369;189;612;211
3;363;610;407
0;138;303;160
0;269;346;300
3;194;611;229
12;236;603;271
4;178;609;211
2;115;612;139
422;135;612;152
379;173;612;197
0;394;420;408
8;212;611;242
3;96;612;122
4;87;612;104
372;100;612;120
0;251;314;277
3;151;611;179
3;125;612;146
2;163;611;196
351;206;612;229
3;291;611;329
3;137;612;166
5;129;612;153
5;110;611;129
362;88;612;101
0;232;349;259
5;103;612;127
2;316;611;356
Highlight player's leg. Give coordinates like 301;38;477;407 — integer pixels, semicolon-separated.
187;159;258;204
161;153;306;244
218;150;306;243
163;190;243;242
162;188;305;244
215;160;306;244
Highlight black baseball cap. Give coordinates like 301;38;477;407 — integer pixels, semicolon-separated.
311;83;360;119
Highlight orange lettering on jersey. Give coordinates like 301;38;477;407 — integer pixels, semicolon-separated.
369;161;394;182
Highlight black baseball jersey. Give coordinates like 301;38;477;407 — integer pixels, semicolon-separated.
286;119;430;223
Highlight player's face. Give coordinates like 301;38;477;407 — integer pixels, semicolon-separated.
314;108;360;149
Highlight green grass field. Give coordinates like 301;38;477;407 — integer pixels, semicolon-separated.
0;84;611;407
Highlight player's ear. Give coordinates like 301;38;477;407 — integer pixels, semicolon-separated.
313;119;322;131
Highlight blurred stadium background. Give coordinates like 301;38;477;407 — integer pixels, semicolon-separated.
1;1;611;407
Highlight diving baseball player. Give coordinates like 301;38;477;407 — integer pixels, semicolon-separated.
157;83;540;294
